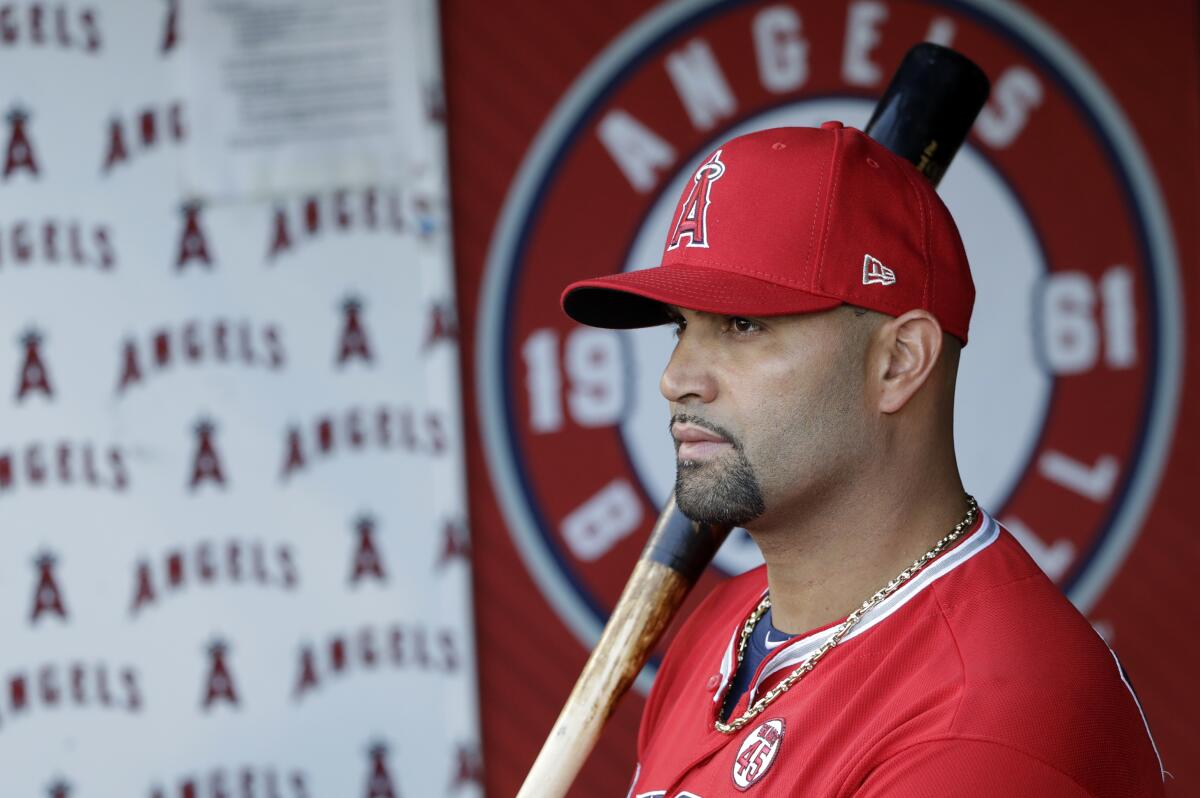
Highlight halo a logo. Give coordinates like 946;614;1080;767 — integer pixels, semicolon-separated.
477;0;1182;682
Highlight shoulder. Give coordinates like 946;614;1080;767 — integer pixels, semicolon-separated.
853;734;1164;798
919;525;1165;796
853;737;1100;797
932;526;1129;705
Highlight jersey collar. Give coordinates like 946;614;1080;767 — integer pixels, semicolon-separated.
712;510;1001;711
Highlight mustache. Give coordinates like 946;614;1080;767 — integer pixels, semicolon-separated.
669;413;745;450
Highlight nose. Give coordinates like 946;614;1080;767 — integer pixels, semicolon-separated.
660;332;718;405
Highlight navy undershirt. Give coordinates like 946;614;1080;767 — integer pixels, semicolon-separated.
720;607;797;721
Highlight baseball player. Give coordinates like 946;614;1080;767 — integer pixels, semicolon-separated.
560;123;1166;797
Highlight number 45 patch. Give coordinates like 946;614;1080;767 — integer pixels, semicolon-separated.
732;718;786;791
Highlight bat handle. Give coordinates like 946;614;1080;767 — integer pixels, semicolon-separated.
516;498;730;797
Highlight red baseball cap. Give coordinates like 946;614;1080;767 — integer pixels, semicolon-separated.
560;122;975;344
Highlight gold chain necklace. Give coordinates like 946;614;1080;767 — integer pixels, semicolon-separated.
714;495;979;734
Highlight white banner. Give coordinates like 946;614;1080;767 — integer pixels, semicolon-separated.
0;1;480;796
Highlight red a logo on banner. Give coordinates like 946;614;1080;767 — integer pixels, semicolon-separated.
423;301;458;352
267;206;292;259
365;741;399;798
30;551;68;624
337;297;373;366
293;645;319;698
437;518;470;569
449;743;483;790
189;418;227;490
161;0;179;53
280;427;306;478
201;639;239;709
176;201;213;269
101;117;129;172
350;514;387;585
130;561;156;615
16;329;53;401
115;339;142;393
4;107;39;179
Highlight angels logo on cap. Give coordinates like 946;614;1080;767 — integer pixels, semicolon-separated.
666;149;725;250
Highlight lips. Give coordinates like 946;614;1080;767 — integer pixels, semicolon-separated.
672;422;732;461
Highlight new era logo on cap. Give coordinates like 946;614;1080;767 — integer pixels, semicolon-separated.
862;254;896;286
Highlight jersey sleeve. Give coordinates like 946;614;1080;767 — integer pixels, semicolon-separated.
852;738;1095;798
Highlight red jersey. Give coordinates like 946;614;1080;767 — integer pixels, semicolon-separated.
630;511;1166;797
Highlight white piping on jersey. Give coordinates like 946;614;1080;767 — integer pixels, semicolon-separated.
713;623;741;703
1109;648;1168;781
718;511;1001;705
626;763;642;798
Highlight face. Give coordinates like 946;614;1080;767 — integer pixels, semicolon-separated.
662;306;875;529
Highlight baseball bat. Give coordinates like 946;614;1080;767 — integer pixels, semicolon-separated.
517;42;989;798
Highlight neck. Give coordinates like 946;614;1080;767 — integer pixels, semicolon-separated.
749;454;969;636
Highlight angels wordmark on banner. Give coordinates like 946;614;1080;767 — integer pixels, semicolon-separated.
129;539;299;617
0;5;102;53
148;766;311;798
279;405;447;481
0;220;114;270
337;296;374;367
292;622;461;701
266;186;408;261
115;319;286;395
0;441;128;496
0;661;142;726
101;102;185;174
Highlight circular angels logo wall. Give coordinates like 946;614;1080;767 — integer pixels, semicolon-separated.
476;0;1182;672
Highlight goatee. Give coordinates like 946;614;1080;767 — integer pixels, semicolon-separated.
671;414;766;527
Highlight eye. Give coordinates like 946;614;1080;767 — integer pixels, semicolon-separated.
668;316;687;338
729;317;761;334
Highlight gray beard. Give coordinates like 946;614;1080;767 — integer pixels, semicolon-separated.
674;448;766;527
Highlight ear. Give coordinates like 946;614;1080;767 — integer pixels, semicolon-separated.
872;310;944;414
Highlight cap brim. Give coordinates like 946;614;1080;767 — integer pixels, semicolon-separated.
561;263;843;329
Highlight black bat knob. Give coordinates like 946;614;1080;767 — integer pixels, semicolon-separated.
865;43;991;188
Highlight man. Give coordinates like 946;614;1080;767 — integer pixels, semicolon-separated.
560;123;1165;797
